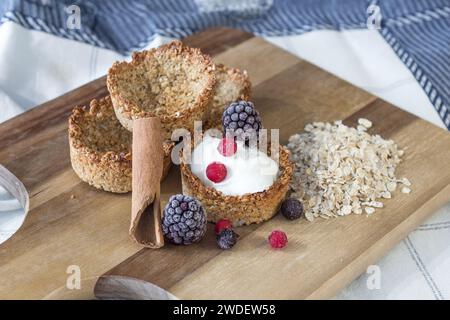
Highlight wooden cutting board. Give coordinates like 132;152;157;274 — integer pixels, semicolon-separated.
0;28;449;300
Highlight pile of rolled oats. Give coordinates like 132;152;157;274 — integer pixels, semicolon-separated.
287;118;411;221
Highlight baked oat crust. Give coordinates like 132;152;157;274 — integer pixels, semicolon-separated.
68;96;173;193
203;64;252;130
107;40;216;139
180;144;293;225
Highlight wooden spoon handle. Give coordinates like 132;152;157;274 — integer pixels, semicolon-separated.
94;275;176;300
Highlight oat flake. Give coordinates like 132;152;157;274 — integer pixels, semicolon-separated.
287;119;411;221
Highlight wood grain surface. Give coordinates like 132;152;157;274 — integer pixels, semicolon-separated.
0;28;449;300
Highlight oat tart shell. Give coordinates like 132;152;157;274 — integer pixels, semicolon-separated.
68;96;173;193
180;145;293;225
203;64;252;130
107;40;216;139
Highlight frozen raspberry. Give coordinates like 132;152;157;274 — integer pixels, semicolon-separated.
280;198;303;220
217;138;237;157
206;162;227;183
214;219;232;234
217;229;239;250
268;230;288;249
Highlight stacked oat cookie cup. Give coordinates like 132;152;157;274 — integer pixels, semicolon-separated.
69;41;251;194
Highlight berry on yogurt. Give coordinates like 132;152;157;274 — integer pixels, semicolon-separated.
217;138;237;157
206;162;227;183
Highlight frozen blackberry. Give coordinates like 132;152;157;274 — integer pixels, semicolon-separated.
280;198;303;220
222;100;262;141
217;228;239;250
162;194;207;245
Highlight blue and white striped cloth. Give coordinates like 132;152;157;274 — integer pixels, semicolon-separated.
0;0;449;129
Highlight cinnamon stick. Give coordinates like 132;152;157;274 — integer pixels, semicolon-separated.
130;117;164;248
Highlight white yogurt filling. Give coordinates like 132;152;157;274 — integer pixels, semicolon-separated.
190;135;279;196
